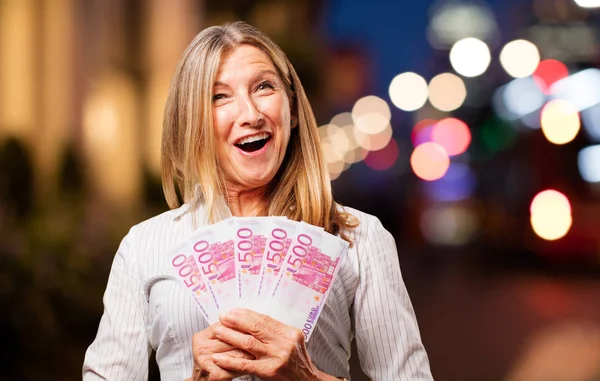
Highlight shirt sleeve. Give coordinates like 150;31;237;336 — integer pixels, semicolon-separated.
353;216;433;381
83;230;151;380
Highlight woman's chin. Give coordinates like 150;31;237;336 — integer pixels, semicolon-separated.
226;174;275;193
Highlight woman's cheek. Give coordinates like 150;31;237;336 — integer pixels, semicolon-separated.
213;110;232;138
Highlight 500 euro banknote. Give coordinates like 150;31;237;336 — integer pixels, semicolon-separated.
188;220;238;314
230;217;269;309
255;218;299;307
264;222;348;341
166;240;219;323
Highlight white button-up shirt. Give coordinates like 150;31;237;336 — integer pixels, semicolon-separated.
83;204;433;380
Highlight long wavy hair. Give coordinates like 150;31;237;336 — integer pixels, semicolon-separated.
161;21;358;243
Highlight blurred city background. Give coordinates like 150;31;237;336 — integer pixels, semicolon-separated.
1;0;600;380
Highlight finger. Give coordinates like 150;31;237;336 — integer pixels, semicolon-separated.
192;337;239;355
194;322;226;340
224;348;255;360
219;308;280;341
212;353;281;379
214;324;267;357
211;354;258;376
195;359;244;380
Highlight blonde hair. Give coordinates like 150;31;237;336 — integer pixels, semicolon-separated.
161;21;357;242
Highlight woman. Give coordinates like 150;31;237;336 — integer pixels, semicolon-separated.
83;21;432;381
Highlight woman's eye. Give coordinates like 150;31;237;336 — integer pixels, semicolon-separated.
257;81;275;91
212;93;227;102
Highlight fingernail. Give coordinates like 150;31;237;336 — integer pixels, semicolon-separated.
212;353;225;361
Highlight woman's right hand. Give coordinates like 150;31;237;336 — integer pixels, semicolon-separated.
188;322;254;381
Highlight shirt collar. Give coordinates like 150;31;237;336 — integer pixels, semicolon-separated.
171;197;233;223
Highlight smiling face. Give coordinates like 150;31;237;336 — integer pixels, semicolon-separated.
212;45;293;196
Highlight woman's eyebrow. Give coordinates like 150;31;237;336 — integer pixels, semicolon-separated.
213;80;228;88
251;69;279;82
213;69;279;88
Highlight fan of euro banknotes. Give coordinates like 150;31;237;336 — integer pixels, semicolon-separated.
167;217;349;342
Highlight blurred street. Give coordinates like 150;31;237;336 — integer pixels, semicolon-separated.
409;262;600;381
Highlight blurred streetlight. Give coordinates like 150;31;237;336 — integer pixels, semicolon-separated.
500;39;540;78
428;73;467;112
540;99;580;145
389;72;428;111
449;37;491;77
427;2;499;49
573;0;600;8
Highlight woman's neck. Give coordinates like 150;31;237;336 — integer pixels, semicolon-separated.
225;186;268;217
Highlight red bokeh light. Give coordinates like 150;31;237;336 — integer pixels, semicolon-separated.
533;59;569;94
364;138;399;171
431;118;471;156
411;119;436;146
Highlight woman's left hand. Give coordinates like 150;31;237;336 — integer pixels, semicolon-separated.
210;308;329;381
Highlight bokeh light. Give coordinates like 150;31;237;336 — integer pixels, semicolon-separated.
341;125;367;164
319;124;349;180
351;95;391;135
354;123;393;152
320;133;340;164
533;59;569;94
83;94;119;147
578;145;600;183
449;37;491;77
422;163;476;202
318;123;331;144
499;76;546;123
530;190;572;241
431;118;471;156
320;110;381;173
412;119;436;146
321;136;346;181
582;103;600;141
327;158;345;181
427;2;499;49
364;138;399;171
329;112;353;128
325;124;350;161
492;85;518;122
420;203;479;246
480;116;518;153
499;39;540;78
540;99;580;145
410;142;450;181
389;72;428;111
323;113;368;166
573;0;600;8
428;73;467;112
550;68;600;112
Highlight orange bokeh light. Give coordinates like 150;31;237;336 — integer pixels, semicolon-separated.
410;142;450;181
540;99;580;145
431;118;471;156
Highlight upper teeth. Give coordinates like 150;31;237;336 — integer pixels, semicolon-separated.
237;133;269;145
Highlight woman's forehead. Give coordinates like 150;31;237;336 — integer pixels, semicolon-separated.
216;45;276;78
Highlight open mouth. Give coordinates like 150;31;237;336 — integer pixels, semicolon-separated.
234;132;272;153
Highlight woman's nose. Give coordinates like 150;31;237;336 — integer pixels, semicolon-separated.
236;96;263;127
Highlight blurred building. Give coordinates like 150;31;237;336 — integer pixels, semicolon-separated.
0;0;203;214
